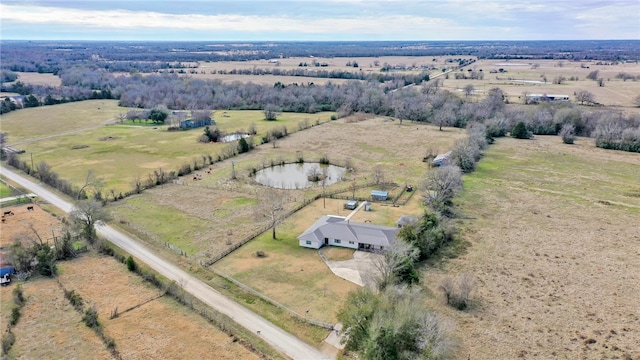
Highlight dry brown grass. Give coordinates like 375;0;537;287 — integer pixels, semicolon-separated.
0;204;66;248
57;254;260;360
9;278;112;360
13;72;62;87
112;117;464;260
440;59;640;108
422;136;640;360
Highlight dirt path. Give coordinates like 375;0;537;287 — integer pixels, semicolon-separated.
1;165;332;360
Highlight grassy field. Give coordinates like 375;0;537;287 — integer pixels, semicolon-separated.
13;72;62;87
0;100;126;144
57;255;262;360
106;116;459;347
438;59;640;108
8;277;112;359
110;116;463;260
0;180;13;198
6;105;334;192
420;135;640;359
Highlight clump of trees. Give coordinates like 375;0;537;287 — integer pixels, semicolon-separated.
559;123;576;144
338;286;456;359
511;121;533;139
593;114;640;152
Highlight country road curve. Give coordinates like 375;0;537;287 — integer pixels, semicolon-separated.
1;166;331;360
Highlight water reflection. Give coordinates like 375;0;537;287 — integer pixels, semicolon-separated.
254;163;346;189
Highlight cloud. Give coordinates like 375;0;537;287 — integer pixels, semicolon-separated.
0;3;506;38
0;1;637;40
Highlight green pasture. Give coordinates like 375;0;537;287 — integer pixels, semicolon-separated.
113;195;209;255
9;107;334;193
0;100;126;143
457;136;640;214
0;180;13;198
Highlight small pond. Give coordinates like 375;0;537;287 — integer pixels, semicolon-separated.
221;133;250;143
254;163;346;189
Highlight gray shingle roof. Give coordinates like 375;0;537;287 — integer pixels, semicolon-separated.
298;215;398;247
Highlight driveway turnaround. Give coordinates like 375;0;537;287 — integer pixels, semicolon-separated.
1;166;331;360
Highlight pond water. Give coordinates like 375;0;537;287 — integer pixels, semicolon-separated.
254;163;346;189
221;133;250;143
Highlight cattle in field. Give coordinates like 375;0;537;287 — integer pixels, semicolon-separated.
27;206;34;211
3;211;14;216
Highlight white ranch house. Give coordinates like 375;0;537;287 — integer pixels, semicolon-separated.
298;215;398;251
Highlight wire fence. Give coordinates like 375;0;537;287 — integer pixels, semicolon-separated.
211;267;334;330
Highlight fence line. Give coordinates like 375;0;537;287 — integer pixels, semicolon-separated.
211;267;334;330
200;181;402;267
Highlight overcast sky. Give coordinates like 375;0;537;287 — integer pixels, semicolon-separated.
1;0;638;41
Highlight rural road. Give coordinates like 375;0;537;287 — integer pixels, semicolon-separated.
0;166;332;360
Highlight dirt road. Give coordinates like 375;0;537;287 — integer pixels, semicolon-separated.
0;166;331;360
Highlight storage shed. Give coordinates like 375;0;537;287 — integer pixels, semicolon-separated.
371;190;388;201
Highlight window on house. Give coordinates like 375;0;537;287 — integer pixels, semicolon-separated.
335;239;341;244
306;241;312;245
349;241;355;244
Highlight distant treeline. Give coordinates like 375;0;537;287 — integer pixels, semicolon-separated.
1;62;638;153
197;67;430;84
1;40;638;75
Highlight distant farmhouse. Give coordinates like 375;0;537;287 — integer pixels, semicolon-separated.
180;118;213;130
432;151;452;167
298;215;398;251
526;94;569;103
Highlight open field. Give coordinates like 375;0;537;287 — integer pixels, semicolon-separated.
0;100;126;144
0;203;65;248
108;116;459;341
176;73;356;86
57;254;261;360
13;71;62;87
0;180;12;198
421;135;640;359
6;105;334;192
438;59;640;108
110;117;464;260
177;55;453;74
8;277;112;359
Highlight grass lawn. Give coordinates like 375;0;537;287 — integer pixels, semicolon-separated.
7;106;334;193
0;180;13;198
0;100;126;144
421;135;640;359
215;197;371;326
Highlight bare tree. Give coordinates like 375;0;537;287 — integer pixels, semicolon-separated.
575;90;595;105
463;84;475;98
70;200;111;243
261;189;284;240
440;273;476;310
371;165;385;186
559;123;576;144
306;165;321;182
423;165;463;210
374;239;420;290
77;169;103;200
